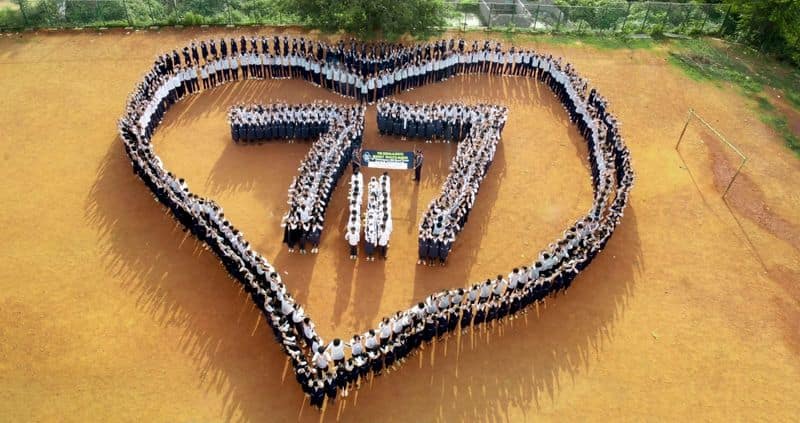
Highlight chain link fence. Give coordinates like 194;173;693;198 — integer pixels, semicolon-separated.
0;0;731;37
450;1;731;36
0;0;299;29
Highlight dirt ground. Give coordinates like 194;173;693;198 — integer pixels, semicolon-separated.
0;28;798;422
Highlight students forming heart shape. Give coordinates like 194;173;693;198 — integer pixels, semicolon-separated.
117;36;634;409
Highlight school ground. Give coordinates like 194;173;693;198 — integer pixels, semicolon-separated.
0;28;798;422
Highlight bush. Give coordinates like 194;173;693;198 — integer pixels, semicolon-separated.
650;24;665;38
278;0;453;40
181;11;205;25
0;7;25;28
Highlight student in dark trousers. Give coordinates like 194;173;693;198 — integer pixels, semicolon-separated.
413;150;424;182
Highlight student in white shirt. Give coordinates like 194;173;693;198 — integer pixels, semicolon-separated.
364;329;379;352
366;75;375;104
324;63;333;89
375;75;383;101
200;64;209;89
259;52;268;78
378;317;393;346
513;50;523;75
221;56;230;82
387;71;395;96
338;67;348;96
378;224;390;259
348;334;364;357
347;71;356;98
332;66;341;94
326;338;346;366
289;53;298;78
313;346;330;372
503;50;513;74
230;55;240;81
240;52;249;79
345;227;359;259
356;76;365;104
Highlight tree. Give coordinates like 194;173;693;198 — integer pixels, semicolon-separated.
725;0;800;64
278;0;453;40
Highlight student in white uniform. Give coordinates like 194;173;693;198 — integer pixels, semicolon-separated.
326;338;346;366
221;55;230;82
367;74;376;104
241;52;250;79
345;226;359;259
313;346;331;373
200;64;209;89
230;54;240;81
357;75;366;104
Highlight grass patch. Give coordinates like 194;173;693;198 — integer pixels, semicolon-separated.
760;113;800;155
667;39;764;94
460;30;660;50
668;38;800;157
546;34;657;50
519;33;658;50
756;95;775;112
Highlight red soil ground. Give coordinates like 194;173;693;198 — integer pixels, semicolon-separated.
0;28;798;422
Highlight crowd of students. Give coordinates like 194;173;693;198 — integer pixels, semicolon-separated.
362;173;393;261
154;35;601;106
228;102;341;142
278;105;365;254
119;35;634;409
343;170;393;261
376;101;498;143
377;101;508;265
345;169;363;260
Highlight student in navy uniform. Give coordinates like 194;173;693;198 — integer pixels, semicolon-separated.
220;38;228;58
200;40;209;61
181;47;190;65
433;117;444;142
407;116;417;139
191;41;199;64
309;380;325;408
427;240;440;266
443;119;453;143
439;236;452;265
393;114;403;136
231;119;241;142
413;149;424;182
417;233;429;265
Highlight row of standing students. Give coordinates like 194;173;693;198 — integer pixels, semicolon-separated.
120;36;634;408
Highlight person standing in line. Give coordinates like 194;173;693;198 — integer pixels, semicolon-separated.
200;64;209;89
345;226;359;260
190;64;199;92
221;55;230;82
230;54;240;81
326;339;346;367
413;149;424;182
367;73;376;104
378;223;389;259
359;74;368;104
239;52;249;80
200;40;208;62
260;50;269;79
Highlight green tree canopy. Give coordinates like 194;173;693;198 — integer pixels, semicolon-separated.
725;0;800;62
278;0;453;40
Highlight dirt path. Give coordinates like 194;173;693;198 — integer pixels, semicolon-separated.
0;29;798;422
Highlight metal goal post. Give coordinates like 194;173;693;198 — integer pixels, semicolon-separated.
675;108;747;199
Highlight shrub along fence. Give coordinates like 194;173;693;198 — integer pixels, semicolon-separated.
0;0;732;38
457;1;731;36
0;0;298;29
